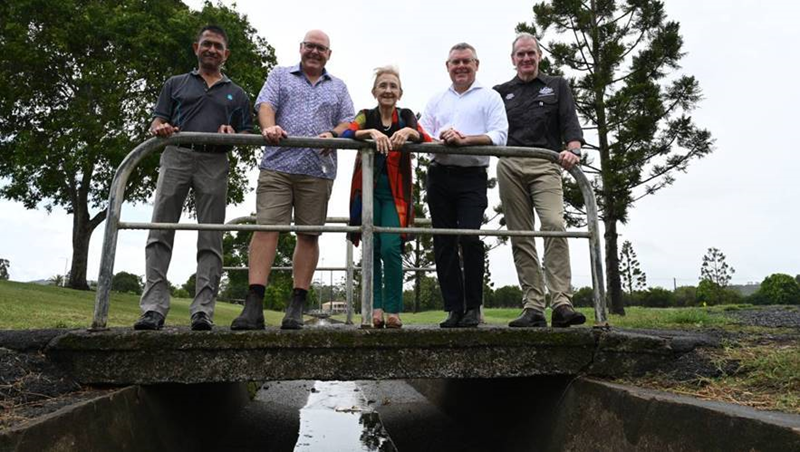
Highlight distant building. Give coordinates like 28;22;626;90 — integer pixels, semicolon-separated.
321;301;347;314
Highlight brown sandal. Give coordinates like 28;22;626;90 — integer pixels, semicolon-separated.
386;315;403;329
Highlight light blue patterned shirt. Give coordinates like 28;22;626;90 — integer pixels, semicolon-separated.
255;64;355;179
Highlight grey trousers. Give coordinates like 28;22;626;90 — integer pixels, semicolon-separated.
497;157;573;312
140;146;229;318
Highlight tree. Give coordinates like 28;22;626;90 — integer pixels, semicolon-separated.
756;273;800;306
218;228;297;310
519;1;714;315
111;271;143;294
700;247;735;288
492;285;524;308
673;285;697;307
0;0;276;289
403;154;435;313
618;240;646;295
0;259;9;280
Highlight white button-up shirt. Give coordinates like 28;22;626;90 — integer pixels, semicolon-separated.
420;80;508;167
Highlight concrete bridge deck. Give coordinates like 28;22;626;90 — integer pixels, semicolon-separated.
44;325;709;385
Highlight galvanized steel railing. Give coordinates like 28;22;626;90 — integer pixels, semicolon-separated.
91;132;606;330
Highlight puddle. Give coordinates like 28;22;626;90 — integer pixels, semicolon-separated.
293;381;396;451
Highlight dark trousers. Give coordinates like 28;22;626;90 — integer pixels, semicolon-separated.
426;163;488;312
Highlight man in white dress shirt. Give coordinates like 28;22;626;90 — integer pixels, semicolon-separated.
420;42;508;328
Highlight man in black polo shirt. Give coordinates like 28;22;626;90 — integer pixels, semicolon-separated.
135;25;253;331
494;33;586;328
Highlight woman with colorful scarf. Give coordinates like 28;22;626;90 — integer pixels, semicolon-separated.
343;66;431;328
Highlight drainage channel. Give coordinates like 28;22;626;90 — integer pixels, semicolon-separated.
293;381;395;451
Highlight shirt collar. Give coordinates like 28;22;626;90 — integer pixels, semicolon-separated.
513;72;547;85
448;79;484;96
190;68;231;84
290;63;331;81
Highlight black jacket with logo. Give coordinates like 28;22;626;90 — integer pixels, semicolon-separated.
493;73;584;152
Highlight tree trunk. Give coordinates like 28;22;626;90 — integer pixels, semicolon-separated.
69;208;92;290
413;238;421;313
603;216;625;315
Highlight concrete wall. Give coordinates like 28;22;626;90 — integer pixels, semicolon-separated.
0;383;250;452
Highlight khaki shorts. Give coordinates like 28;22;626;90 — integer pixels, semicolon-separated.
256;169;333;236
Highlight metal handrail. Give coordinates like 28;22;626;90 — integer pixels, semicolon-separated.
91;132;606;330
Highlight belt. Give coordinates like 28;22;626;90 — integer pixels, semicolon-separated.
182;143;231;154
430;162;487;173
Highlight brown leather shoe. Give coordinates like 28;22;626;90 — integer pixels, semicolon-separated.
386;315;402;329
372;309;385;328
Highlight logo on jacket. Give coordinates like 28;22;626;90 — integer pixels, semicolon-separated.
505;93;515;100
538;86;555;97
227;94;233;101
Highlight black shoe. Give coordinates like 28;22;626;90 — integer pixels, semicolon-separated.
458;308;480;327
551;305;586;328
508;308;547;328
281;296;305;330
134;311;164;330
439;311;463;328
231;292;265;330
191;311;214;331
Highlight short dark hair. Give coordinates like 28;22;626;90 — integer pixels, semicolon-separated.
197;25;229;47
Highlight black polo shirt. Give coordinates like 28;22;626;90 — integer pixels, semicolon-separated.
153;69;253;133
493;73;584;152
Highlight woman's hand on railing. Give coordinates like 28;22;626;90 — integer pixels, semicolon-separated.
368;129;391;155
389;127;416;150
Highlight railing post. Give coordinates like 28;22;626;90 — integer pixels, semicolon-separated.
345;238;354;325
360;147;374;328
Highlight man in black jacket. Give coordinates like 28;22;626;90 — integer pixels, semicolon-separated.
494;33;586;328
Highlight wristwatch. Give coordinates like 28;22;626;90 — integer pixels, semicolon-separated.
568;147;582;157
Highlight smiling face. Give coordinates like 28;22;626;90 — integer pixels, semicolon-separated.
512;37;542;80
299;30;331;76
193;30;229;71
372;73;402;108
447;48;479;93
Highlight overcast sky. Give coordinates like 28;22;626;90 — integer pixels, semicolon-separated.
2;0;798;292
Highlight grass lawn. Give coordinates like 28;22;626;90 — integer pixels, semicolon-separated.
0;280;286;329
2;280;798;414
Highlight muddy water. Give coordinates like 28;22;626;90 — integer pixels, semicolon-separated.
293;381;395;451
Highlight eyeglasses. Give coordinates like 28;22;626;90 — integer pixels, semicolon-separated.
447;58;476;66
302;41;330;53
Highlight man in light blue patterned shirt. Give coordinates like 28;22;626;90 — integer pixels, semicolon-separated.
232;29;354;331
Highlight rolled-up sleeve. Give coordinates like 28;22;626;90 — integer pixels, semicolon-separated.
485;90;509;146
558;78;584;145
255;69;280;112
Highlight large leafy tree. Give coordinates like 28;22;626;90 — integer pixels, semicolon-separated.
519;0;714;314
0;0;275;289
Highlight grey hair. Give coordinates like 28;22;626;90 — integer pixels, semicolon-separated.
372;65;402;91
449;42;478;60
511;32;541;55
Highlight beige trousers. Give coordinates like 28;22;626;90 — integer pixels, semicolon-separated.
497;157;573;312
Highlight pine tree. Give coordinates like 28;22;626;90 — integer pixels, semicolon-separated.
700;247;735;288
618;240;646;295
518;0;714;315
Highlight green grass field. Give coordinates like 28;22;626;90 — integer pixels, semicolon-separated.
0;279;740;330
0;280;286;329
1;280;798;414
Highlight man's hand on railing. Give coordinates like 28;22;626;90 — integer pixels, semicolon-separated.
150;122;180;137
439;128;467;146
558;150;580;170
217;124;236;134
261;125;287;144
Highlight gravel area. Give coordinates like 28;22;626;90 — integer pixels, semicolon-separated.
726;305;800;329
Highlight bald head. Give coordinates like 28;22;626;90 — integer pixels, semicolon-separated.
300;29;332;77
303;29;330;49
